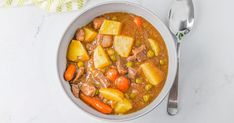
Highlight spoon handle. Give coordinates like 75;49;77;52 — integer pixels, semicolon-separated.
167;42;180;115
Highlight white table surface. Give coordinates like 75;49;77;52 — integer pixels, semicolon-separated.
0;0;234;123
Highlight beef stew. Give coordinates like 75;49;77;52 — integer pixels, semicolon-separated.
64;12;168;114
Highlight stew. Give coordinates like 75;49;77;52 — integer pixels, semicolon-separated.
64;12;168;114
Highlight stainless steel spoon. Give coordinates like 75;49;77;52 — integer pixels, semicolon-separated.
167;0;195;115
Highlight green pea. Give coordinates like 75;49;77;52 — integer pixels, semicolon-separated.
130;93;136;99
110;55;117;62
160;59;166;65
124;93;130;99
147;50;155;58
140;101;145;105
77;61;84;67
95;90;99;95
143;95;150;102
135;78;142;84
112;16;117;20
143;23;147;28
145;84;153;91
126;61;134;67
135;40;141;47
99;68;106;73
135;62;141;66
95;82;101;87
107;48;115;55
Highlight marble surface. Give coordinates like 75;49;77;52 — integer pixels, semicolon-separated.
0;0;234;123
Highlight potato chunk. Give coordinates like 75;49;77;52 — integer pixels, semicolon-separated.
94;45;111;68
99;20;122;35
84;28;97;42
148;38;160;56
99;88;132;114
99;88;124;102
114;98;132;114
140;62;165;86
113;35;134;57
67;40;89;62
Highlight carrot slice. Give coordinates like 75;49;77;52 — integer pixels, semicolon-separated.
133;16;143;27
80;93;112;114
106;68;119;83
115;76;130;92
64;64;76;81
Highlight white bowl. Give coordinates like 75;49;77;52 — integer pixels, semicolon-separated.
57;1;177;121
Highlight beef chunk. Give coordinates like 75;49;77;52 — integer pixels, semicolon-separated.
127;45;147;62
96;34;113;48
128;67;137;80
116;56;127;75
80;82;96;97
93;17;105;30
92;70;110;88
72;67;85;84
76;28;85;41
101;35;113;48
71;84;80;98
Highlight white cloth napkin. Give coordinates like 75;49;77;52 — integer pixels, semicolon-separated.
0;0;88;12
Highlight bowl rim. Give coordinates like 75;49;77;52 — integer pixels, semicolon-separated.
56;1;177;121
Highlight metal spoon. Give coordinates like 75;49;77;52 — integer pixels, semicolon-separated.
167;0;195;115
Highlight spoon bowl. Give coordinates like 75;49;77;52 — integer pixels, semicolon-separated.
169;0;195;40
